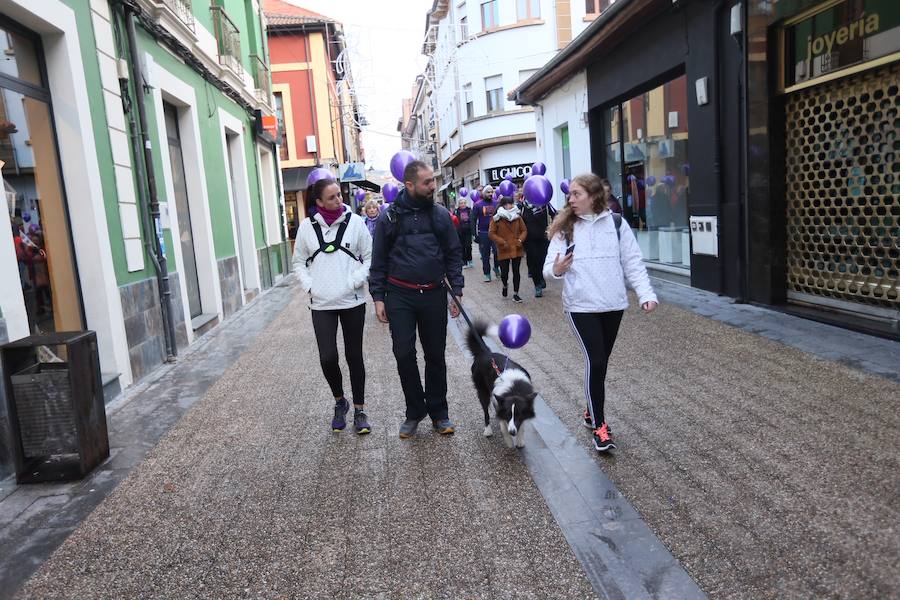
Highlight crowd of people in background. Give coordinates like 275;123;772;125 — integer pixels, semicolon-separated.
294;166;653;454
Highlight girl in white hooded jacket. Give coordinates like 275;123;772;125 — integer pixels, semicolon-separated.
543;173;658;453
293;178;373;434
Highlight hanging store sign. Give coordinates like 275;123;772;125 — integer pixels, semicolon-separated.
486;163;532;184
782;0;900;91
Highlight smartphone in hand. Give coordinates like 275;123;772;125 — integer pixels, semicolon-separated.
565;244;575;256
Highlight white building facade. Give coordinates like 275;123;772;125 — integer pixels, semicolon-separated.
425;0;566;195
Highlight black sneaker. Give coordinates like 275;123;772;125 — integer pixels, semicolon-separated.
353;409;371;434
512;294;523;303
502;286;508;298
331;398;349;431
582;409;593;429
592;423;616;452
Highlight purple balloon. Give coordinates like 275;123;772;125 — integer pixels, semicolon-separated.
626;174;636;182
531;161;547;176
389;150;416;181
663;175;676;186
499;314;531;349
471;190;481;202
498;179;516;198
22;213;31;222
354;189;366;202
523;174;553;206
307;167;335;188
504;173;514;181
560;179;570;195
646;175;656;186
459;187;469;197
382;182;399;203
682;164;690;175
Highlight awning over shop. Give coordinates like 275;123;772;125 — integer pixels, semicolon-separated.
353;179;382;193
281;166;314;193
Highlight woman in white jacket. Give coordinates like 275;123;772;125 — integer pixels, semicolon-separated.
543;173;658;452
293;178;373;434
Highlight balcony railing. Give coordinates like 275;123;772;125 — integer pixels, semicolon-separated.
159;0;195;32
210;5;244;78
250;54;271;105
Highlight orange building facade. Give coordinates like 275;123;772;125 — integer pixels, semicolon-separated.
263;0;364;235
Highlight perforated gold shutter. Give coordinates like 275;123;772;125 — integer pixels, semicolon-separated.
785;62;899;312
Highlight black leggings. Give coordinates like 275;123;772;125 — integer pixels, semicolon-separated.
567;311;624;427
310;304;366;404
499;257;522;293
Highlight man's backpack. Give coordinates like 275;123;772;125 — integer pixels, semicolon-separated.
305;216;360;267
383;204;451;253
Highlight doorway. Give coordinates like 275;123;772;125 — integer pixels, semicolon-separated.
1;21;83;335
163;102;202;319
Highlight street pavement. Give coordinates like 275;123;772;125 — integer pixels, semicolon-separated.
7;249;900;599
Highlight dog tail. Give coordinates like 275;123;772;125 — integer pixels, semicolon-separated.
465;320;497;359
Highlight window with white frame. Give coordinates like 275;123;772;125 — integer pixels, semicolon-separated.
519;69;539;84
517;0;540;20
484;75;503;113
463;83;474;120
457;1;468;39
481;0;499;30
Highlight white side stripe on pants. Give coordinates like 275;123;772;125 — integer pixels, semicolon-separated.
565;312;594;429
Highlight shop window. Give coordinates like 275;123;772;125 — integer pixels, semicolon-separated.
603;74;691;272
517;0;540;20
481;0;499;30
484;74;503;113
2;23;84;334
274;91;288;160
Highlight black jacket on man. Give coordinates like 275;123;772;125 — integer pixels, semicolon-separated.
369;189;464;301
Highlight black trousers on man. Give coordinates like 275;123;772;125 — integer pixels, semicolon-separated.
524;238;549;289
385;284;449;422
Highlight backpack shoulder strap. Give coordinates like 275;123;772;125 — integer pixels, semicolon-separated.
305;215;358;266
612;213;622;241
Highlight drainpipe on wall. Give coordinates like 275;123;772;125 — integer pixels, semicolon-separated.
122;5;178;361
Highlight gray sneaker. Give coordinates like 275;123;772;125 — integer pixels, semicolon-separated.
399;419;420;439
432;418;456;435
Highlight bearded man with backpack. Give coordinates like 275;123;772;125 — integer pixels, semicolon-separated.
369;161;464;439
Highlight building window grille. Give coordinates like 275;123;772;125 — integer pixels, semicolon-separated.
211;5;244;78
274;92;289;160
160;0;195;32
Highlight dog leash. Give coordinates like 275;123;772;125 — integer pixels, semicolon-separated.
443;276;491;356
443;277;506;377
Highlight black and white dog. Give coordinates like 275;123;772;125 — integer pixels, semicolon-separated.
465;321;537;448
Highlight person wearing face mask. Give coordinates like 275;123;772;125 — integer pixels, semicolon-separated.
544;173;658;453
293;177;373;434
489;194;527;303
369;160;464;439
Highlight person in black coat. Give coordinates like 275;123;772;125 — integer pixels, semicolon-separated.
521;199;558;297
369;160;464;438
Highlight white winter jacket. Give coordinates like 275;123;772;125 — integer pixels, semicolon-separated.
292;208;372;311
542;211;657;313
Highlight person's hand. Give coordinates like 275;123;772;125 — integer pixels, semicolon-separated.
449;300;460;319
374;300;388;323
642;301;658;313
552;252;574;277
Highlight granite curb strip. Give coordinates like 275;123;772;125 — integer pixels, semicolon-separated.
448;315;706;600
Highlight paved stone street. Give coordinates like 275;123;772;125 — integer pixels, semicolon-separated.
5;255;899;599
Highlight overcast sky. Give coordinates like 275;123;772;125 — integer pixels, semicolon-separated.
281;0;434;171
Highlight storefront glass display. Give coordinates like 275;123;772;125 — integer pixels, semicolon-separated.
603;74;691;270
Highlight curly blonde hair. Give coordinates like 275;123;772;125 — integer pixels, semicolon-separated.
546;173;609;243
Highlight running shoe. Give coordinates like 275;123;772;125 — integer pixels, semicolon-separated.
512;294;523;303
494;266;501;277
353;409;372;434
331;398;349;431
592;423;616;452
535;285;543;298
502;286;508;298
582;409;593;429
483;273;492;282
432;418;456;435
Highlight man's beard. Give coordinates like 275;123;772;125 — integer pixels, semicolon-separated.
411;189;434;204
